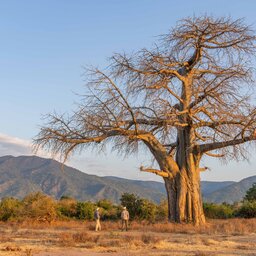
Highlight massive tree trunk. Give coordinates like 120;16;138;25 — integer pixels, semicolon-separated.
163;122;205;225
164;167;205;225
143;128;206;225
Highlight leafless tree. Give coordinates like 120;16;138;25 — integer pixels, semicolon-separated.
34;16;256;225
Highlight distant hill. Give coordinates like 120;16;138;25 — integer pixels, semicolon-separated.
0;155;255;204
201;181;235;195
203;176;256;204
0;155;166;203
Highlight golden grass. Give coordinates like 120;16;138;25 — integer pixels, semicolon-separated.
2;218;256;235
0;219;255;255
129;218;256;235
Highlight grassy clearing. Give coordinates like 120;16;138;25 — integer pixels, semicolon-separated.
0;219;255;255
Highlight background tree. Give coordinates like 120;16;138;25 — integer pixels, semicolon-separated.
243;183;256;202
138;198;157;222
35;16;256;225
76;201;95;220
120;193;141;220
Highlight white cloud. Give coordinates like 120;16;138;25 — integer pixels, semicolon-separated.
0;133;32;156
0;133;51;158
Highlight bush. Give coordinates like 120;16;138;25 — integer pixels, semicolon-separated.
57;197;77;218
97;199;113;211
203;202;234;219
235;201;256;218
0;197;22;221
138;199;157;222
120;193;165;222
21;192;57;221
76;201;95;220
155;200;168;221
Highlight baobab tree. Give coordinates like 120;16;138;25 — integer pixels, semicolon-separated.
34;16;256;225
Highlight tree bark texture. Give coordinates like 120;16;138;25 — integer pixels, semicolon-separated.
164;168;205;225
163;124;205;225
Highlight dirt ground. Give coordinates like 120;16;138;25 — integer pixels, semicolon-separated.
0;221;255;256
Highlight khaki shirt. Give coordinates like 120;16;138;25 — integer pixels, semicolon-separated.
121;209;129;220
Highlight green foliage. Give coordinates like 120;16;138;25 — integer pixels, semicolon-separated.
120;193;164;222
57;197;77;218
120;193;141;220
235;201;256;218
97;199;113;211
101;205;121;220
203;202;234;219
1;191;255;222
76;201;95;220
138;199;157;222
155;200;168;221
94;199;120;220
0;197;22;221
243;183;256;202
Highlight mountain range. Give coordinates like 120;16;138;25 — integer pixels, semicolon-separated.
0;155;255;204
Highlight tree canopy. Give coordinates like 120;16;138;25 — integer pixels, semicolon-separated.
35;16;256;164
34;16;256;224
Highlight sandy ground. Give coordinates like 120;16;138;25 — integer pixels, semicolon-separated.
0;223;255;256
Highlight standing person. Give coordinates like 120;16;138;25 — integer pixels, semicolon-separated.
121;206;129;231
94;207;101;231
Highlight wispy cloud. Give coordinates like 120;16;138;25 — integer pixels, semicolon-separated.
0;133;32;156
0;133;51;158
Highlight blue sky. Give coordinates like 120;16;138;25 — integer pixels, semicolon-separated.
0;0;255;181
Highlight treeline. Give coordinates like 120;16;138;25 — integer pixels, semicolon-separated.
0;183;255;222
0;192;167;223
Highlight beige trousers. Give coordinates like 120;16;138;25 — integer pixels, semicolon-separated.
122;219;128;231
95;219;101;231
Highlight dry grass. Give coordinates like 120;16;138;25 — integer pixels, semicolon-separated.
141;234;162;244
3;218;256;235
0;219;255;255
128;218;256;235
58;231;100;247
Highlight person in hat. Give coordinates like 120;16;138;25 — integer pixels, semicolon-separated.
121;206;129;231
94;207;101;231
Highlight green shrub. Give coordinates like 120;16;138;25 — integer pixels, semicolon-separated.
97;199;113;211
203;202;234;219
235;201;256;218
120;193;163;222
57;197;77;218
100;205;121;220
76;201;95;220
138;199;157;222
155;200;168;221
0;197;22;221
